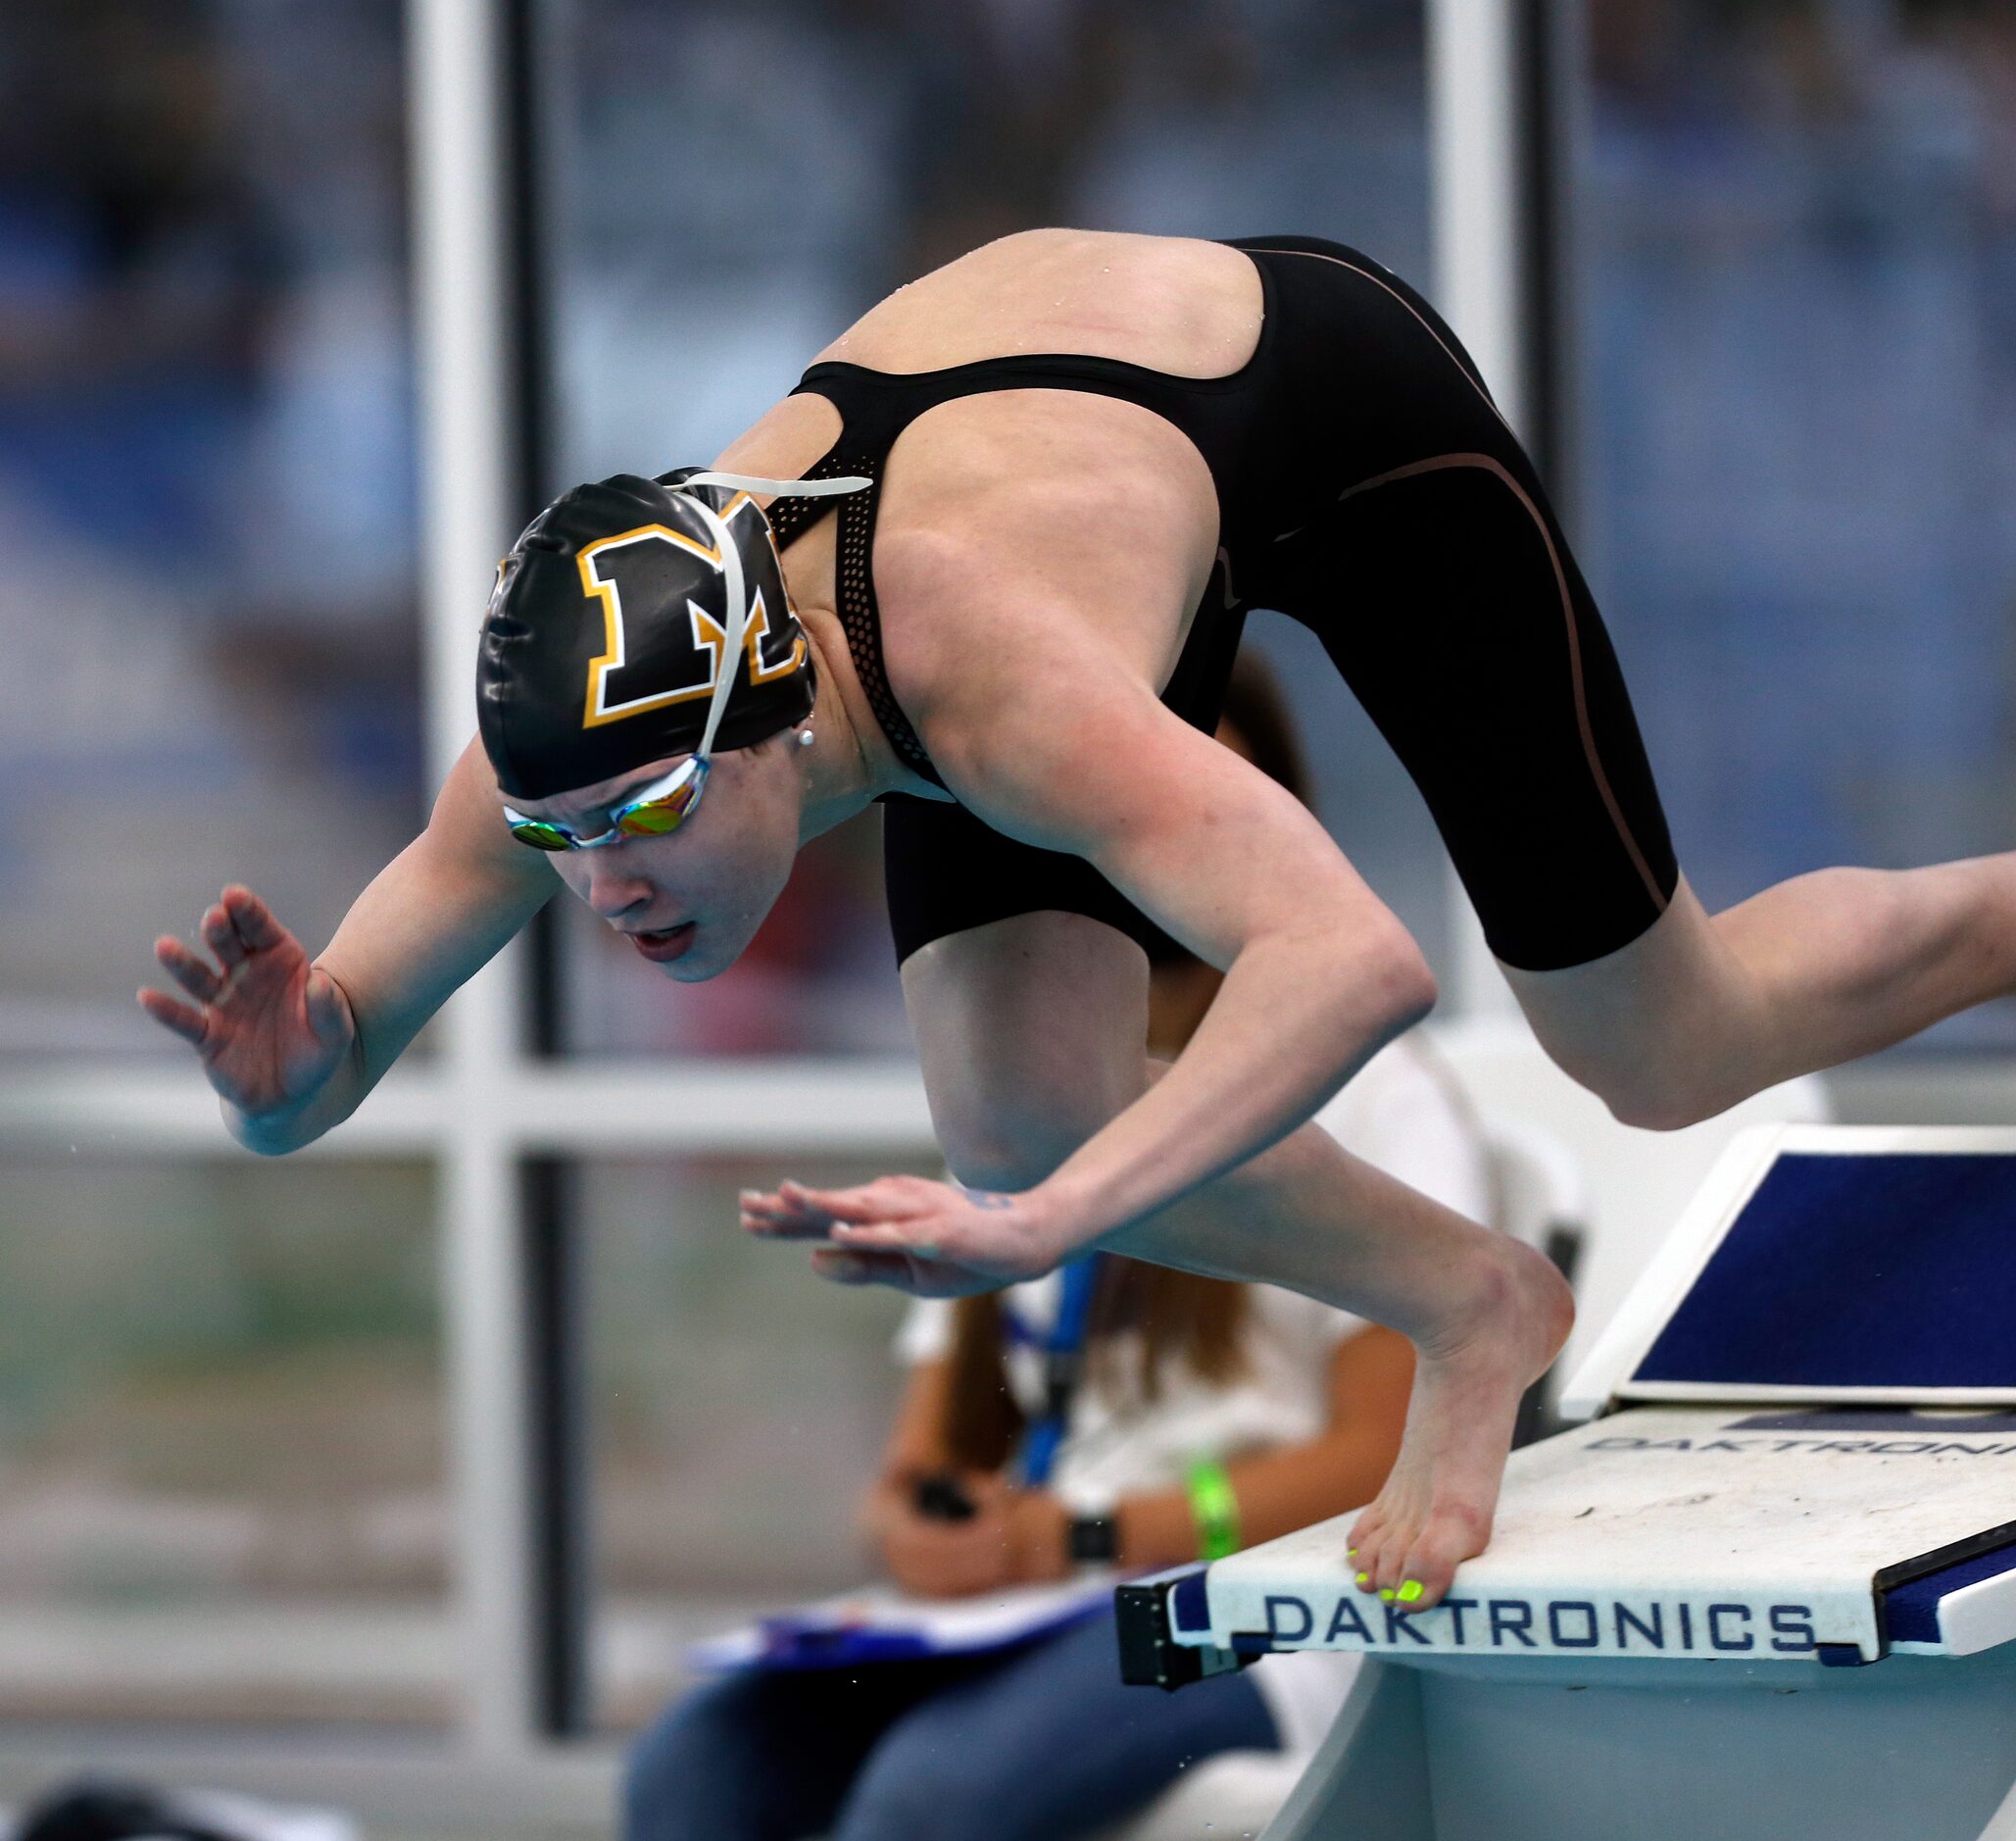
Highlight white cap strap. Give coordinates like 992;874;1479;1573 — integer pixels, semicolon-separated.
669;471;871;761
679;470;872;499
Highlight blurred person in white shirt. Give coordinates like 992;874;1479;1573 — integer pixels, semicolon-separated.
621;655;1493;1841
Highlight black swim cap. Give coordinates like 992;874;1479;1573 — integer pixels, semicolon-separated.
477;466;866;801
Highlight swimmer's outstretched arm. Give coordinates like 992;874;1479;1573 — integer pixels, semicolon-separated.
981;689;1439;1238
139;738;555;1154
762;646;1438;1281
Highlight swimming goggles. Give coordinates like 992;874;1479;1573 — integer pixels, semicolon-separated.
503;756;710;852
500;467;866;854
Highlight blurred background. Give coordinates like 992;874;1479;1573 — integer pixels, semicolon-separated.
0;0;2011;1832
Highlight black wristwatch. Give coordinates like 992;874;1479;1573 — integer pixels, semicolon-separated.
1067;1513;1120;1566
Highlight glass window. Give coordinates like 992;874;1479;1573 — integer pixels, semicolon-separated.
0;0;424;1062
0;1156;448;1726
1583;0;2016;1044
584;1153;933;1731
548;0;1445;1052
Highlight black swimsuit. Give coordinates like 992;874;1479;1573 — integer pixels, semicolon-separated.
767;235;1678;973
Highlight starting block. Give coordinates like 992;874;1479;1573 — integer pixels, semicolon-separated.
1117;1126;2016;1840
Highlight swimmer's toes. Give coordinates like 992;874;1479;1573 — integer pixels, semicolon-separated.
1383;1555;1448;1612
1397;1504;1491;1611
1346;1516;1393;1592
1369;1529;1412;1598
1393;1565;1452;1613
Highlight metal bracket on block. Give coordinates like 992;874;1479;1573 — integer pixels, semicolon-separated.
1114;1568;1255;1692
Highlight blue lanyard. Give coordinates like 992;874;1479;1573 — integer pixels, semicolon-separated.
1013;1255;1103;1488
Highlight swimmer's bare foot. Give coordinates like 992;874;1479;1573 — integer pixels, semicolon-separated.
1348;1237;1573;1612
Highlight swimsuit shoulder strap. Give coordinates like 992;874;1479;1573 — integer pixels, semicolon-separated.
766;288;1277;789
766;438;943;787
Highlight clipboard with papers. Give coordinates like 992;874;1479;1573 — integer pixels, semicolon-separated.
685;1574;1119;1673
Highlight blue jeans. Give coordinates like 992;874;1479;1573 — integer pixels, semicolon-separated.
622;1607;1280;1841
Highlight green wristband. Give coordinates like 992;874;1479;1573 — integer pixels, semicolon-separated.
1186;1459;1242;1562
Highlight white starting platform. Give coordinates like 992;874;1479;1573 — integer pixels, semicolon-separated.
1115;1126;2016;1841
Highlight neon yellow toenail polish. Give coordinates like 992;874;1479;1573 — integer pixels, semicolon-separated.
1398;1579;1424;1604
1347;1547;1358;1558
1379;1588;1395;1602
1355;1571;1369;1586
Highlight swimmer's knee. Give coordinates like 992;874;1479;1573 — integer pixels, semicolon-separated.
1386;951;1439;1037
937;1101;1104;1193
930;1061;1141;1193
1603;1094;1706;1134
1526;1003;1751;1133
1585;1063;1739;1134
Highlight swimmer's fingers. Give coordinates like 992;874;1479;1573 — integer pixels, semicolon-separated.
745;1177;924;1235
201;885;303;973
154;934;222;1004
824;1219;928;1253
782;1177;882;1219
221;885;288;952
200;901;250;971
810;1245;983;1298
826;1180;1064;1283
790;1176;941;1223
820;1180;966;1251
811;1246;905;1286
739;1185;835;1239
137;985;211;1047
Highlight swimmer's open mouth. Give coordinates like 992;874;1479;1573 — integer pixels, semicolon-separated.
627;921;697;964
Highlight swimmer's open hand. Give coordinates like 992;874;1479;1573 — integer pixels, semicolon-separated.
741;1175;1067;1298
138;885;357;1134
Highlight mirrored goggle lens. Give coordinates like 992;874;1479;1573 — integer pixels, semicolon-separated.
509;821;572;852
616;785;700;838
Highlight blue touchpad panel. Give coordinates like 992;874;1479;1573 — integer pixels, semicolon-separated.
1634;1153;2016;1390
